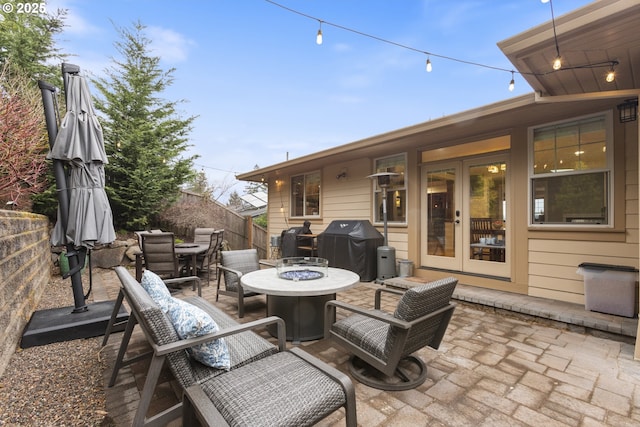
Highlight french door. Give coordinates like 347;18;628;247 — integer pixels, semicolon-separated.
421;155;510;277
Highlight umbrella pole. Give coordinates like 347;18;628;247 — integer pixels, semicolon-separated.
39;80;88;313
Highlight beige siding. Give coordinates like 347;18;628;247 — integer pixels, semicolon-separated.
528;238;639;303
266;158;411;262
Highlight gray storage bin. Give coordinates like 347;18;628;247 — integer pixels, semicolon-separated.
577;263;639;317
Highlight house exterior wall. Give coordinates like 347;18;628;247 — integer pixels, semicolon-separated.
524;116;638;304
265;104;638;306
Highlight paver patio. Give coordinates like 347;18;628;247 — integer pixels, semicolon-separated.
93;267;640;426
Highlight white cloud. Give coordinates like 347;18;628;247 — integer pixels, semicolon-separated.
147;26;195;63
48;0;102;36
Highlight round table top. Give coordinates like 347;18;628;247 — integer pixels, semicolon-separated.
241;267;360;297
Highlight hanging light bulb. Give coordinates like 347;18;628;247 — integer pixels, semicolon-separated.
426;57;432;72
606;68;615;83
508;71;515;92
316;21;323;45
552;55;562;70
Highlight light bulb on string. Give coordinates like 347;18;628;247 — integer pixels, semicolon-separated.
606;68;615;83
426;57;432;72
552;56;562;70
508;71;515;92
316;20;323;45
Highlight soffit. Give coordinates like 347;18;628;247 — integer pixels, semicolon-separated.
498;0;640;96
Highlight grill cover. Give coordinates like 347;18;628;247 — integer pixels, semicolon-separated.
317;220;383;281
280;227;310;257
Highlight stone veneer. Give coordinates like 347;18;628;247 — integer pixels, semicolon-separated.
0;209;50;378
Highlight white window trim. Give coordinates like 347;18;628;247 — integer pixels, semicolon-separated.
290;170;321;218
372;153;408;226
527;111;614;228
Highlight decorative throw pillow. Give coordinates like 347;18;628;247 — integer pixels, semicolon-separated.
165;296;231;370
141;270;171;312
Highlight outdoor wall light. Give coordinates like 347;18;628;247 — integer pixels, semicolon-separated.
617;99;638;123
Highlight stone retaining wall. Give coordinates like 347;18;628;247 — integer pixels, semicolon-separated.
0;209;51;378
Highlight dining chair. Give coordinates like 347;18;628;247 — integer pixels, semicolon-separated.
193;227;215;244
196;229;224;286
141;232;201;295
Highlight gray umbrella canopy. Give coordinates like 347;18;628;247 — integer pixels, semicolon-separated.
48;74;116;248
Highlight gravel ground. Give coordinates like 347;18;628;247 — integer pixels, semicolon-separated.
0;271;113;426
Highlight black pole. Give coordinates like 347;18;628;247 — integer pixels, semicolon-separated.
39;79;88;313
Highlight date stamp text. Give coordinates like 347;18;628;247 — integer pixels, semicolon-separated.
1;2;47;15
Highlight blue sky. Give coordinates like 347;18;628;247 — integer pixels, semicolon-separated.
49;0;592;200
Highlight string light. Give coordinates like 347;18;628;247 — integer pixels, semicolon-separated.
316;20;323;45
265;0;621;90
547;0;562;71
606;66;616;83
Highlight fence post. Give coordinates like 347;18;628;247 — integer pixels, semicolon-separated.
246;215;253;250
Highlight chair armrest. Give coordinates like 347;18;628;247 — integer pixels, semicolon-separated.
164;276;200;286
374;286;404;309
164;275;202;296
325;300;409;329
154;316;286;356
217;265;243;278
259;260;276;268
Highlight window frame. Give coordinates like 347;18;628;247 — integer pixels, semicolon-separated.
372;153;408;225
290;170;321;218
527;111;613;228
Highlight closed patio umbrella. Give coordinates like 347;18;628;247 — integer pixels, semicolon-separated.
43;64;115;312
48;72;115;249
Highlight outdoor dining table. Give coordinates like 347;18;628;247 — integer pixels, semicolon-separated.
241;267;360;343
174;243;209;277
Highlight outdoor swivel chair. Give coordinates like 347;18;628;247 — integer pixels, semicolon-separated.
216;248;270;318
325;277;458;390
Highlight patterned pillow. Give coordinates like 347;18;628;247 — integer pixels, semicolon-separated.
141;270;171;312
165;296;231;370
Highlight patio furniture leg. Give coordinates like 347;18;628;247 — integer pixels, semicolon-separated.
102;288;125;346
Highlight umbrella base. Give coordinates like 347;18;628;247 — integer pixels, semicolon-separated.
20;300;128;349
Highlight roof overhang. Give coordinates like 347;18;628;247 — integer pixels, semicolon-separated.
498;0;640;96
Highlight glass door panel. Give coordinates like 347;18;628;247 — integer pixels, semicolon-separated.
422;164;461;271
463;157;509;276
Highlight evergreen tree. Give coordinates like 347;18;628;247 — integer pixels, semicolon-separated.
227;190;243;211
0;1;66;84
93;21;197;229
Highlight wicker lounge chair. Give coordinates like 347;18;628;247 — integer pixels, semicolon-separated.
108;266;356;426
325;277;458;390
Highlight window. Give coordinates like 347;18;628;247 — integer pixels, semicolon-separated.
373;154;407;224
530;114;612;226
290;171;320;217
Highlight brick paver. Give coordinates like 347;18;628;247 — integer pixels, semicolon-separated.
95;268;640;426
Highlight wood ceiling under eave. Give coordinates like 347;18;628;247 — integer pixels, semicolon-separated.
498;0;640;97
